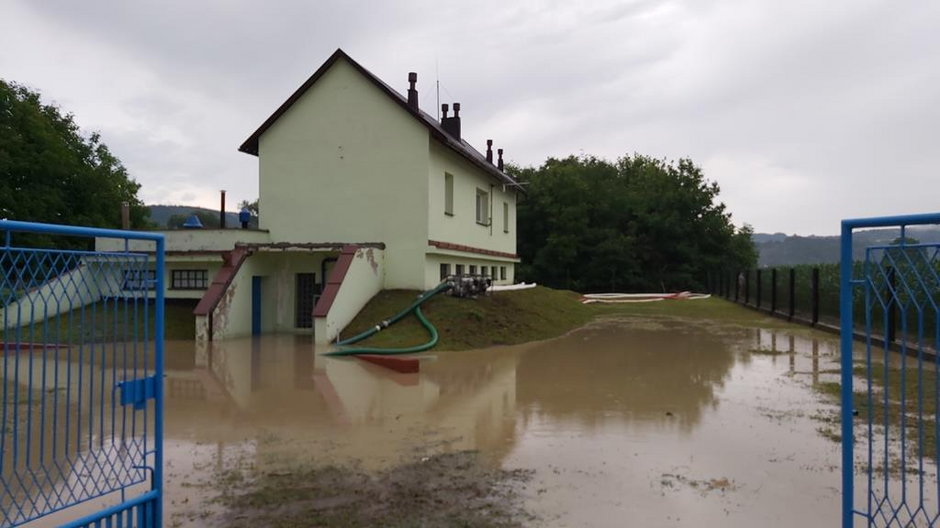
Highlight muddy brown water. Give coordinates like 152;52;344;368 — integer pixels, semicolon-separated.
10;315;933;526
159;317;843;527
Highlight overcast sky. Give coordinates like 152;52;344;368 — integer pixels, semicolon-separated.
2;1;937;235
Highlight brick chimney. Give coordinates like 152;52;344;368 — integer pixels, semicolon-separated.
441;102;461;140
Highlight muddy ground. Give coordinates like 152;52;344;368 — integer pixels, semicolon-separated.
171;451;534;528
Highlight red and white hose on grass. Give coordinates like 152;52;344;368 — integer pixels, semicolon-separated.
580;291;711;304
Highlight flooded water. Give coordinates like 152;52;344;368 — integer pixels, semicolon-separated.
156;315;851;527
12;312;924;526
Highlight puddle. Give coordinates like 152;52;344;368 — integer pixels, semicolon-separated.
7;316;936;526
158;320;846;526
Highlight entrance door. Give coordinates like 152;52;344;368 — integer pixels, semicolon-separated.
251;275;262;335
295;272;316;328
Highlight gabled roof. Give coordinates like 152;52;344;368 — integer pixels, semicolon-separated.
238;49;525;194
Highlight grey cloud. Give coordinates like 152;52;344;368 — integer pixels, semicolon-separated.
6;0;940;235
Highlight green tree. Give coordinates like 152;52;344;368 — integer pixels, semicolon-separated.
0;79;149;243
512;154;756;292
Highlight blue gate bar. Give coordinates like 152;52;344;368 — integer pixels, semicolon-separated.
154;232;165;528
0;219;166;243
0;219;165;527
841;211;940;528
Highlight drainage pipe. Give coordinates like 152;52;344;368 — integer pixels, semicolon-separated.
580;292;711;304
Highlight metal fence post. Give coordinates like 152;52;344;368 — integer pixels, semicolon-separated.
756;269;762;309
771;268;778;314
812;267;820;325
788;268;796;320
839;222;854;528
745;270;750;305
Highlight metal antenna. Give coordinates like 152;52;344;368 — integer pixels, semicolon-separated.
436;59;440;121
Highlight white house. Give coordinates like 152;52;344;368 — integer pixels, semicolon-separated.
92;48;525;343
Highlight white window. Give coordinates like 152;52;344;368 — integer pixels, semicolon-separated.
476;188;489;225
503;202;509;233
444;173;454;215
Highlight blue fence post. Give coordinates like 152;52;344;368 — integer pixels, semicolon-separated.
840;221;855;528
154;235;165;528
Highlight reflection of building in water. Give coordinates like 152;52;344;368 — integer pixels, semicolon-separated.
163;336;519;469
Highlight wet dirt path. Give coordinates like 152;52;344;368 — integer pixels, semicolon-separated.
158;314;854;526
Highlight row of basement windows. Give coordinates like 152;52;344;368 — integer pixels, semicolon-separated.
439;263;507;281
129;266;509;290
123;269;209;290
444;173;510;233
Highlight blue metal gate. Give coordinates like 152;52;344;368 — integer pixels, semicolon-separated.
0;221;164;527
842;213;940;527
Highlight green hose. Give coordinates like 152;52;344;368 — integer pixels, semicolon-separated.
324;306;439;357
324;281;451;356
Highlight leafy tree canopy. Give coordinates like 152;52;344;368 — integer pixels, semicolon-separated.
510;154;757;292
0;79;149;241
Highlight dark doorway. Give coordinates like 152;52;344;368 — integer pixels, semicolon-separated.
251;275;262;335
295;272;317;328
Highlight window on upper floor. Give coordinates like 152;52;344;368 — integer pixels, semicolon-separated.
503;202;509;233
476;188;489;225
444;173;454;216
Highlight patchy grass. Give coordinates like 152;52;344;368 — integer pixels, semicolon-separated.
180;451;534;528
340;287;787;351
814;366;939;461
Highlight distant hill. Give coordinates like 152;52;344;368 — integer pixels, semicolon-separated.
754;227;940;267
147;204;244;228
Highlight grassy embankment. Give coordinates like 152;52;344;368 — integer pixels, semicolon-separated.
0;301;196;342
338;286;791;351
